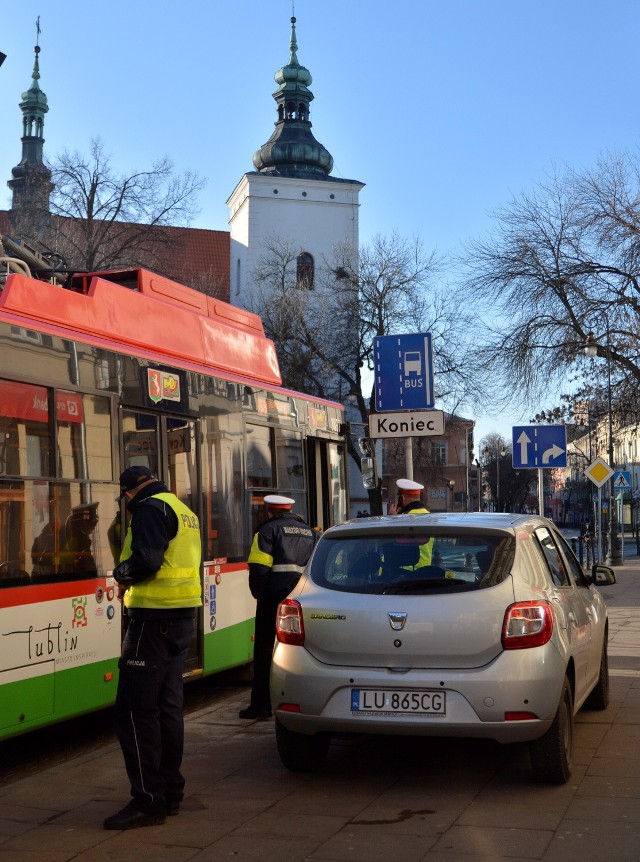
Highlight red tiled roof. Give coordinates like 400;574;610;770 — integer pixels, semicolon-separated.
147;224;230;302
0;210;231;302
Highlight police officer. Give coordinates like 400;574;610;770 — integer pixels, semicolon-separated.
104;466;202;831
388;479;434;567
388;478;430;515
239;494;316;721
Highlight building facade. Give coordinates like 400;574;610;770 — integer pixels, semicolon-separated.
381;415;476;513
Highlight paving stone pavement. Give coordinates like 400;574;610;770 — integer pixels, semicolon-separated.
0;554;638;861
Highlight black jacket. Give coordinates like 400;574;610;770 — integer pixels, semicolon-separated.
248;510;317;600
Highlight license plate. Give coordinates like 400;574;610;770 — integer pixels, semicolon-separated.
351;688;446;715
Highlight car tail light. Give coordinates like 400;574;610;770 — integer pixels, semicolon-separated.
278;703;301;713
502;601;553;649
276;599;305;645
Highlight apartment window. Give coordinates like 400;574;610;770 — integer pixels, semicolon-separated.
432;441;447;465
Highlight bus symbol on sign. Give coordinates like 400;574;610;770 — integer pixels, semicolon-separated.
403;352;422;375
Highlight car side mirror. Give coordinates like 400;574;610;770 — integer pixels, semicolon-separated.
591;564;616;586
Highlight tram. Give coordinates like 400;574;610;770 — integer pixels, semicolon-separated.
0;257;348;740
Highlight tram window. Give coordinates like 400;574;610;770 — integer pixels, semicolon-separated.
122;410;160;476
0;379;52;477
0;479;119;585
0;481;29;585
167;419;196;512
200;413;244;562
276;429;304;490
246;424;274;488
57;393;112;481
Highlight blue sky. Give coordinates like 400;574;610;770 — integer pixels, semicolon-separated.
2;0;639;449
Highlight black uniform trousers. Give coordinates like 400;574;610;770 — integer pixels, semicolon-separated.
114;615;194;813
249;590;289;712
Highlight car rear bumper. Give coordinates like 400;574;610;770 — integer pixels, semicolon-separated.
271;643;566;744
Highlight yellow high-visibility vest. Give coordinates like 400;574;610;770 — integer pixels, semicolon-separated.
122;493;202;610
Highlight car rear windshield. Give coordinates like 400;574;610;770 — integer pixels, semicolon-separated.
309;532;515;594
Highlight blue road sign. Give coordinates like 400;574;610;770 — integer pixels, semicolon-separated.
512;425;567;469
613;470;631;490
373;333;434;412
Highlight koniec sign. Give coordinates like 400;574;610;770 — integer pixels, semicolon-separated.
369;410;444;439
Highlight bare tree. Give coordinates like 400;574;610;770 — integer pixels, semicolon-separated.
250;236;336;398
478;433;533;514
33;138;205;273
457;150;640;420
251;231;481;512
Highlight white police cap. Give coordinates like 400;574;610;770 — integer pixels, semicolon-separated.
264;494;295;507
397;478;424;493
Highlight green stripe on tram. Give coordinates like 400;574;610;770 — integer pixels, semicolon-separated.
0;658;119;739
204;618;255;674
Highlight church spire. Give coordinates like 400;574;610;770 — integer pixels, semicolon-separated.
8;17;53;227
252;15;334;178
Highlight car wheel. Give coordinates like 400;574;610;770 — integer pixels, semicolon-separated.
529;676;574;784
584;638;610;711
275;718;330;772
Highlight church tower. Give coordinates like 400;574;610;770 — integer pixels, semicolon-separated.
227;14;364;308
7;27;53;239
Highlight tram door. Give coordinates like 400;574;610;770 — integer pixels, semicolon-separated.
306;437;348;531
120;409;202;674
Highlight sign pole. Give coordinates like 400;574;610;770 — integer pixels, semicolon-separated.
405;437;413;480
583;458;616;563
618;493;624;562
597;487;602;564
538;468;544;516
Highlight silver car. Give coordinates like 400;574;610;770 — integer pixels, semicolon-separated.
271;512;616;783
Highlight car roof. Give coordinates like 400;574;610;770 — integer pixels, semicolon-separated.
324;512;552;538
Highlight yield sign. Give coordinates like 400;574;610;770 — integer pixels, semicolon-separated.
585;457;614;488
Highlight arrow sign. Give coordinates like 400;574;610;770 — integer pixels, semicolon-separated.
517;430;531;465
512;425;567;469
542;443;565;464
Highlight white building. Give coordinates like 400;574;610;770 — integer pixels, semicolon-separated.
227;15;364;309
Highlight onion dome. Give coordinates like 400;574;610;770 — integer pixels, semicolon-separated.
252;16;334;178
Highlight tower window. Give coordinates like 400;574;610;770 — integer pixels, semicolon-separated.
296;252;314;290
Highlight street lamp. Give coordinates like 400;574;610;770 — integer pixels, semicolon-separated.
584;326;622;565
447;479;455;511
474;459;482;511
484;446;507;512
